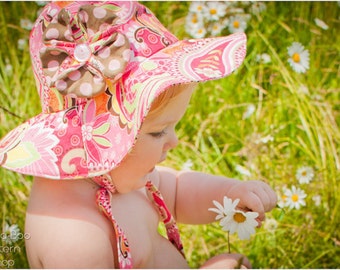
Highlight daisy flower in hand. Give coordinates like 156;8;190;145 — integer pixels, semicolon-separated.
287;42;310;73
209;196;259;240
209;196;239;220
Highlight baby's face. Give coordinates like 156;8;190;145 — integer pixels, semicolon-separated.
109;87;194;193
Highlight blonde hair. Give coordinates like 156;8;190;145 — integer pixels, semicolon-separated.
147;83;197;118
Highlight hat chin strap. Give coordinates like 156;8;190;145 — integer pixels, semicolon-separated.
92;174;184;268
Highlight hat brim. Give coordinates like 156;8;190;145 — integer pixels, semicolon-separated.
0;33;246;180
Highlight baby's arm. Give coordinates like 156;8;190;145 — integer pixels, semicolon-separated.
156;166;277;225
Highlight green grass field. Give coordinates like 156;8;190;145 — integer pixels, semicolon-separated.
0;1;339;269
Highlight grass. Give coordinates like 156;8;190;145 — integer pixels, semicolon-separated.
0;1;339;269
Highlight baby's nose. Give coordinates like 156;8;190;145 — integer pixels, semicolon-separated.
164;133;178;151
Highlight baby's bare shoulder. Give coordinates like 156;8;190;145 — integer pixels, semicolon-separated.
26;212;115;268
26;178;116;268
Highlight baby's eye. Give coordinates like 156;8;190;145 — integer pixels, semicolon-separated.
149;130;167;138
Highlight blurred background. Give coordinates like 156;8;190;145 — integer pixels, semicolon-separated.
0;1;339;268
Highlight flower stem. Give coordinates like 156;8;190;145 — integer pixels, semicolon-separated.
227;231;231;253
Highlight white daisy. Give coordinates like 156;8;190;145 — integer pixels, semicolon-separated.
312;194;321;207
284;185;307;210
181;159;193;171
296;166;314;184
220;210;259;240
314;18;329;30
185;12;204;34
277;186;289;208
209;196;259;240
189;26;207;39
255;134;274;144
297;84;310;95
250;1;266;15
189;1;206;14
18;38;27;50
3;223;21;244
242;104;256;119
209;196;239;220
20;18;34;30
209;22;223;36
235;164;251;177
263;217;278;233
35;1;48;6
5;63;13;75
228;15;248;33
203;2;227;21
255;53;271;64
287;42;310;73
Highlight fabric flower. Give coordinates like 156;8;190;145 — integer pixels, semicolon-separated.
209;196;259;240
284;185;307;210
287;42;310;73
296;166;314;184
40;4;131;97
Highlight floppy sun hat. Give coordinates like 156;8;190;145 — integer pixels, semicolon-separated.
0;1;247;180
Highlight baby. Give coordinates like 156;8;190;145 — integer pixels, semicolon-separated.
0;1;277;268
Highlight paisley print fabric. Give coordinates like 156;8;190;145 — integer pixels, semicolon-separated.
0;1;247;179
0;2;247;267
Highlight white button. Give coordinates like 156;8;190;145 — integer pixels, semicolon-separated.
74;44;92;62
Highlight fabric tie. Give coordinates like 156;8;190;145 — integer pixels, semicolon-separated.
92;174;184;268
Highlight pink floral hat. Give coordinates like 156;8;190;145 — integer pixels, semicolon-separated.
0;1;247;180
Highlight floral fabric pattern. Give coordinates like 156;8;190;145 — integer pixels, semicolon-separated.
0;1;246;180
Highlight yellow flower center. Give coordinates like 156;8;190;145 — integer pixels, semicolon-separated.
191;16;198;24
292;194;299;202
233;212;246;223
292;53;301;63
301;171;307;176
210;9;217;15
233;21;240;28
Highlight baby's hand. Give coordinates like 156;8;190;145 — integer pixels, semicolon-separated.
226;180;277;226
200;253;251;269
